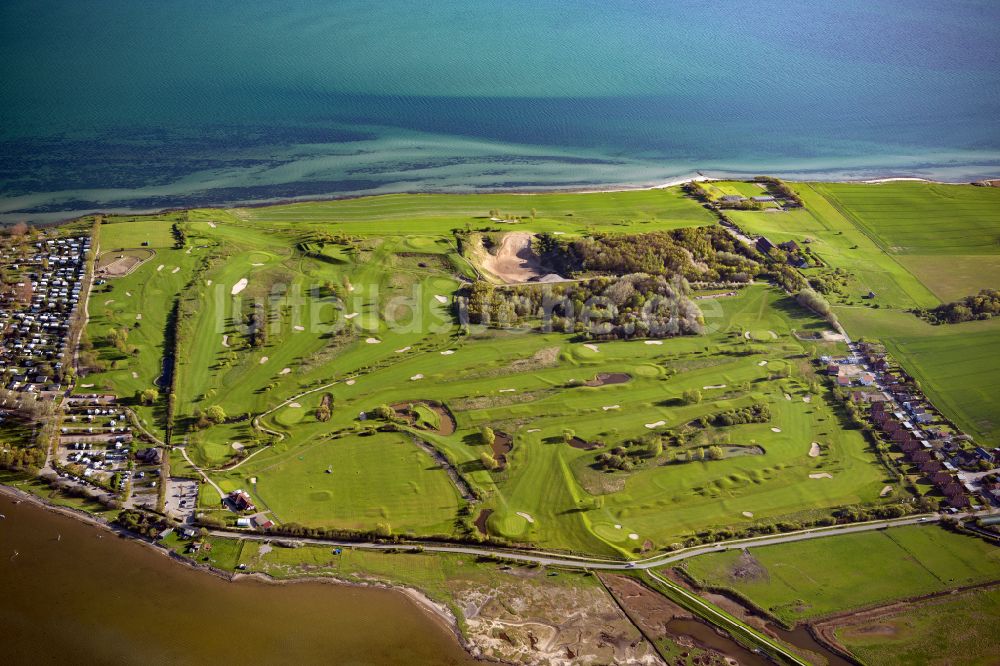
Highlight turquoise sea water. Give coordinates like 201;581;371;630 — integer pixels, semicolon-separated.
1;0;998;221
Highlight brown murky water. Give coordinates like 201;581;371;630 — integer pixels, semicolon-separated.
0;493;477;665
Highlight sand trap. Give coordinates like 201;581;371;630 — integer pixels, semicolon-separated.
703;384;726;390
584;343;600;352
809;472;833;479
288;402;301;408
221;335;229;347
758;360;768;366
410;374;424;381
526;428;540;433
499;388;516;393
645;420;666;429
104;299;114;305
344;312;359;320
768;330;778;339
206;279;212;286
131;372;138;379
231;278;248;295
251;262;264;266
880;485;893;497
602;405;620;411
185;247;192;254
628;533;639;540
440;350;455;355
365;337;381;344
614;524;622;529
135;313;142;320
81;383;94;388
809;442;821;457
293;325;305;331
259;356;268;364
434;295;448;303
279;368;291;375
803;396;812;403
395;346;411;353
231;442;244;451
771;427;782;433
553;231;565;235
125;291;132;297
644;340;663;345
346;281;355;292
743;331;751;339
156;264;164;272
171;266;180;274
207;221;216;228
516;512;535;524
345;379;356;386
742;511;754;518
784;393;792;401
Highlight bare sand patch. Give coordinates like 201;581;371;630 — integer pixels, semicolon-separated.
410;374;424;381
479;232;551;284
279;368;291;375
288;402;301;408
809;472;833;479
344;312;359;320
703;384;726;390
771;427;782;433
259;356;268;364
644;340;663;345
365;337;381;344
171;266;180;274
744;331;751;339
809;442;821;457
345;379;356;386
434;294;448;303
221;335;229;347
395;346;411;353
156;264;164;272
742;511;754;518
583;343;600;352
758;360;768;366
516;512;535;524
231;278;248;295
440;349;455;355
602;405;620;411
880;485;894;497
293;325;305;331
644;420;666;429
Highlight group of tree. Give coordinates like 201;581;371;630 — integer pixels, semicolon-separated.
115;509;167;539
917;288;1000;324
246;303;267;348
706;403;771;427
315;393;333;422
795;287;839;327
192;404;227;428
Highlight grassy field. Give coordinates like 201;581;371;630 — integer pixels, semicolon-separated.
679;525;1000;625
833;586;1000;666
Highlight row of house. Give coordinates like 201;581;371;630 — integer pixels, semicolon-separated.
0;234;89;393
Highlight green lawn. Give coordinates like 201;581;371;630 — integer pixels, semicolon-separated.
679;525;1000;625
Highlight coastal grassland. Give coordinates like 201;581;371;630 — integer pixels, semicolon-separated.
220;431;462;534
678;525;1000;625
835;308;1000;446
832;586;1000;666
78;215;200;435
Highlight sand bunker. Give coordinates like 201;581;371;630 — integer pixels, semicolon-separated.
743;331;751;339
583;343;600;352
644;340;663;345
440;350;455;355
135;314;142;320
221;335;229;347
156;264;164;272
410;374;424;381
703;384;726;390
803;396;812;403
758;360;768;366
207;221;216;228
742;511;754;518
259;356;268;364
602;405;620;411
345;379;356;386
206;279;212;286
526;428;540;433
771;427;782;433
395;346;411;353
288;402;301;408
279;368;291;375
125;291;132;297
628;533;639;540
645;420;666;429
880;485;893;497
784;393;792;401
131;371;138;379
479;231;551;284
171;266;180;274
434;295;448;303
768;330;778;339
809;472;833;479
365;337;381;344
516;512;535;524
499;388;516;393
231;278;248;295
293;325;305;331
104;299;114;305
344;312;359;320
809;442;821;457
251;262;264;266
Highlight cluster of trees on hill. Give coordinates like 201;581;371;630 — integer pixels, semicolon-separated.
535;226;762;284
705;403;771;427
917;288;1000;324
466;273;704;340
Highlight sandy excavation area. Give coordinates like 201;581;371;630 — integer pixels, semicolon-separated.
480;232;557;284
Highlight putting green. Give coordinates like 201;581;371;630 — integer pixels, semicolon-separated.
488;511;529;539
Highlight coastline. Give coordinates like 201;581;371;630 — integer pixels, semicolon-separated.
0;481;479;662
6;171;997;228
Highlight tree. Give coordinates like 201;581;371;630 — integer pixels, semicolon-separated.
480;426;495;446
480;451;499;471
371;404;394;420
562;429;576;444
682;389;702;405
707;445;724;460
138;388;159;405
204;405;227;424
374;522;392;538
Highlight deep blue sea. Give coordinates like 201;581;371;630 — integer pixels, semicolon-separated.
1;0;999;221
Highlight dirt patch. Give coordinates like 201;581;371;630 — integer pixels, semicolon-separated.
880;485;893;497
491;430;513;468
568;436;601;450
809;472;833;479
474;508;493;536
583;372;631;387
731;550;769;583
478;232;558;284
96;248;155;277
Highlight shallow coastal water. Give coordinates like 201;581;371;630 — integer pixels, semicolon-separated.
1;0;999;221
0;493;475;665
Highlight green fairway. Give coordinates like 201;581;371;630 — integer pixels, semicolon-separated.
679;525;1000;624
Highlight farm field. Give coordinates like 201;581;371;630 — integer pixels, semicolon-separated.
831;586;1000;666
678;525;1000;625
